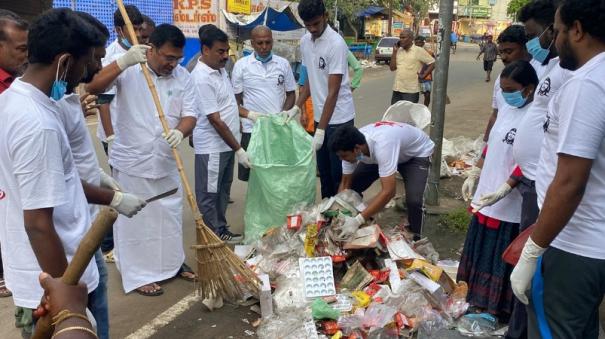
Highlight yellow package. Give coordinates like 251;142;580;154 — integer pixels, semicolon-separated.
408;259;443;281
331;331;343;339
351;290;371;308
304;224;318;257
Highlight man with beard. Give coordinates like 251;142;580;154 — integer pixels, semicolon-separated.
0;8;28;300
87;24;199;297
510;0;605;337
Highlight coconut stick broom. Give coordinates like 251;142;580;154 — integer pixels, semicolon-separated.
32;208;118;339
116;0;260;302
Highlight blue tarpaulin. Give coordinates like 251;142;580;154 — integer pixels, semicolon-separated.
223;6;303;38
356;6;386;17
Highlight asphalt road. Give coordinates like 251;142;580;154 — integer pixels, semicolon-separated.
0;42;501;339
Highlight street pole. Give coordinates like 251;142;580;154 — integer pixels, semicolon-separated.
388;0;393;36
426;0;454;206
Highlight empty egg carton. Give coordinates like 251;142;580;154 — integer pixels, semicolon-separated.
299;256;336;298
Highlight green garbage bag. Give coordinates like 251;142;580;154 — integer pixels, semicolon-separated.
244;114;316;242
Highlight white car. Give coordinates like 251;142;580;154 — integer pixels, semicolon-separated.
374;37;399;64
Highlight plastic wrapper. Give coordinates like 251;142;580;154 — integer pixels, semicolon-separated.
273;272;309;313
334;190;365;212
340;261;374;291
311;299;340;320
351;291;371;308
257;255;299;281
362;302;398;329
337;308;365;334
418;307;450;337
414;238;439;264
257;309;317;339
255;226;304;260
245;115;317;243
394;279;431;318
445;296;469;320
343;225;380;249
457;313;497;337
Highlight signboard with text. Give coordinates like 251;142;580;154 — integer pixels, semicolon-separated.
227;0;251;14
173;0;218;38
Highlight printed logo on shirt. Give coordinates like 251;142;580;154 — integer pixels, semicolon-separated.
0;190;5;200
374;121;401;128
277;74;285;86
318;57;326;70
538;77;551;97
543;113;551;133
502;128;517;145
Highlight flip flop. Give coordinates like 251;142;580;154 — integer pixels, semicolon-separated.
177;263;197;282
0;279;12;298
135;283;163;297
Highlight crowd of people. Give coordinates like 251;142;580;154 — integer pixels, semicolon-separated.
0;0;603;338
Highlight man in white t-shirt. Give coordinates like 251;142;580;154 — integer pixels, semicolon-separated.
87;24;198;296
295;0;356;199
231;25;297;181
192;25;258;244
510;2;605;337
331;122;434;240
0;8;144;333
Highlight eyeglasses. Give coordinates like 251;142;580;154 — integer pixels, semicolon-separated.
155;48;184;64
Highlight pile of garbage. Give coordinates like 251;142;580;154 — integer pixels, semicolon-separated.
441;135;485;178
233;190;499;338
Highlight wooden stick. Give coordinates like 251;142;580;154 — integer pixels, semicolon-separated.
32;208;118;339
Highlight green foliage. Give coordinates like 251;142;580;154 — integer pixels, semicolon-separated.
438;207;472;232
507;0;531;19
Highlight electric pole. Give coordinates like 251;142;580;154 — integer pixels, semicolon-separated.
388;0;393;36
426;0;454;206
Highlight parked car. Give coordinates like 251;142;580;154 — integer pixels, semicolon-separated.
374;37;399;64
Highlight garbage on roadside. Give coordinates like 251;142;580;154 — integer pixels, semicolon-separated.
441;135;484;177
236;189;492;338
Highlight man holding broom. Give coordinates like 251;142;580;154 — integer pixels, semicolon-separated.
87;24;199;296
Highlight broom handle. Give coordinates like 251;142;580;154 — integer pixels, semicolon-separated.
32;208;119;339
116;0;208;243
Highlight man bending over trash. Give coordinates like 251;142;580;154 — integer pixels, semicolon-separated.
330;122;434;241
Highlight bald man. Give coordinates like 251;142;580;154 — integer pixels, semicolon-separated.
390;29;435;105
231;25;297;181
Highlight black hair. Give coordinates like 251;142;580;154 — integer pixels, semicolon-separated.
0;9;29;42
113;5;143;28
501;60;539;87
75;11;109;45
497;24;528;45
298;0;326;22
518;0;557;27
142;14;156;28
28;8;102;64
415;35;426;42
559;0;605;43
329;125;367;153
198;24;228;49
149;24;185;49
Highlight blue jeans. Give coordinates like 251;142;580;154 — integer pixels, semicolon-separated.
88;250;109;339
315;120;354;198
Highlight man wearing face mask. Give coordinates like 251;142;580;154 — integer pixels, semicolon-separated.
330;122;434;241
0;9;28;301
0;8;142;337
231;25;297;182
87;24;199;296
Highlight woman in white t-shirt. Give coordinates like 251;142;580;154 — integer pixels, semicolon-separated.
457;60;539;318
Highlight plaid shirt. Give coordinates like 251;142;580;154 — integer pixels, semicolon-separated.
481;42;498;62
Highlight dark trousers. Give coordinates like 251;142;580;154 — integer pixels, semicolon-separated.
506;176;539;339
0;245;3;278
100;141;114;253
238;132;252;182
316;120;354;198
195;152;235;235
349;157;430;236
528;247;605;339
391;91;420;105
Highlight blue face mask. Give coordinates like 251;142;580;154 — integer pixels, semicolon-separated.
356;152;363;161
51;55;69;101
502;89;527;108
526;27;552;64
255;52;273;64
121;37;132;49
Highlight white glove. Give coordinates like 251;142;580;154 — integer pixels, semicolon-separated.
106;134;115;143
162;129;184;148
333;214;365;241
110;191;147;217
236;148;252;169
116;44;151;70
510;236;546;304
472;182;512;212
461;166;481;201
99;168;122;191
282;106;301;123
246;111;266;123
312;129;325;151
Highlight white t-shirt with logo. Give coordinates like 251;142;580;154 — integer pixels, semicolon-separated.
342;122;434;177
471;102;530;223
0;79;99;308
97;39;127;142
231;54;297;133
192;60;241;154
535;52;605;259
300;26;356;124
513;58;571;180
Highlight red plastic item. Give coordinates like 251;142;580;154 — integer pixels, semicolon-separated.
320;320;340;335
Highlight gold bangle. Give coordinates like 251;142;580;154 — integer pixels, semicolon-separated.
51;310;90;326
51;326;98;339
